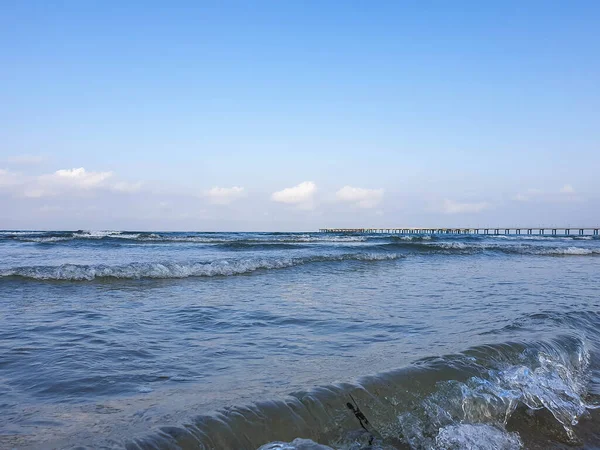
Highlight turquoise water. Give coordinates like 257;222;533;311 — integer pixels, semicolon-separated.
1;231;599;449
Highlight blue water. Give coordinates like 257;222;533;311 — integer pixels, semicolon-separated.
1;231;600;449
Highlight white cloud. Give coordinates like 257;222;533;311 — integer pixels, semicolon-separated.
6;155;45;165
335;185;384;208
204;186;246;205
0;166;143;198
50;167;113;188
560;184;575;194
442;199;490;214
29;167;113;197
271;181;317;209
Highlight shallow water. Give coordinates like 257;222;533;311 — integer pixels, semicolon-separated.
1;231;599;449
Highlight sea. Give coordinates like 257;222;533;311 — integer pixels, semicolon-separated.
1;230;599;450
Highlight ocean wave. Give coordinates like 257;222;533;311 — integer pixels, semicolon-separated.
15;236;599;257
542;246;596;255
13;230;142;243
260;425;523;450
259;439;334;450
5;231;600;259
135;235;368;244
0;230;46;236
1;231;68;241
18;236;74;243
504;245;599;256
380;241;600;256
436;241;468;249
392;235;433;241
0;253;401;281
399;338;594;448
218;242;310;250
128;336;597;450
434;424;522;449
5;230;598;248
278;235;368;243
489;234;598;242
72;230;126;238
7;231;369;245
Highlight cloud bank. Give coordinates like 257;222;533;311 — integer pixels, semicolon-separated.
0;167;136;198
1;164;595;231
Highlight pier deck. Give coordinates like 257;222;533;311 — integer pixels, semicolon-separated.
319;227;600;236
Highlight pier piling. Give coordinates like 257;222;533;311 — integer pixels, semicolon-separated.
319;227;599;236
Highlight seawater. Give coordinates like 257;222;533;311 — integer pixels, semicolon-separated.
1;231;599;449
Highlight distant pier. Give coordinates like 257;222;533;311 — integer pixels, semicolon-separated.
319;227;600;236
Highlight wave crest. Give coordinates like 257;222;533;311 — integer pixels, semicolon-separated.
0;253;401;281
128;336;596;450
399;339;593;448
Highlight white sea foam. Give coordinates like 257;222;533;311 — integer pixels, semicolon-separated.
258;439;333;450
436;242;469;250
14;230;142;242
258;423;523;449
138;235;220;243
543;246;595;255
435;424;522;449
0;253;401;281
398;341;593;448
489;234;597;241
0;231;43;236
73;230;143;239
113;233;141;239
19;236;73;243
415;241;600;256
10;233;370;245
73;230;121;238
287;236;368;243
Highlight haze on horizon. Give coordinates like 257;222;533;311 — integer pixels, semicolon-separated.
1;1;599;231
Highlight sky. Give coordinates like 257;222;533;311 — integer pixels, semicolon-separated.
1;1;599;231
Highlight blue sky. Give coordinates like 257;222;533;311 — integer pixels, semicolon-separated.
1;1;599;230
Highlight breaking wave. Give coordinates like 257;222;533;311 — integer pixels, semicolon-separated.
7;230;143;243
125;335;598;450
0;253;401;281
133;235;369;244
3;231;370;245
380;241;600;256
4;232;599;256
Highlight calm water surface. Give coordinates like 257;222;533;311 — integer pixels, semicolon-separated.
1;231;599;449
